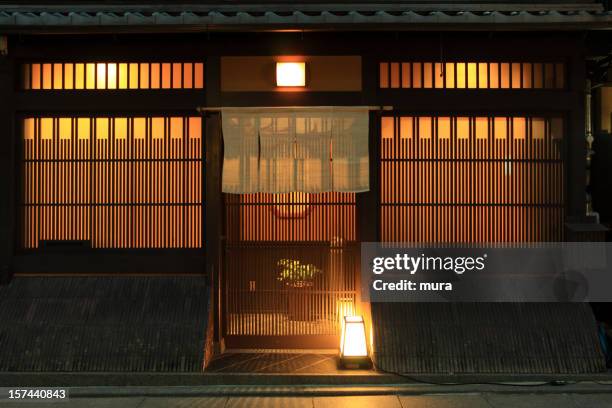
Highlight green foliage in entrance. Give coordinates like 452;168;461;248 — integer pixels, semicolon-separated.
277;259;322;288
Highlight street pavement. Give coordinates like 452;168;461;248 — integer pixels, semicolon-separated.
2;385;612;407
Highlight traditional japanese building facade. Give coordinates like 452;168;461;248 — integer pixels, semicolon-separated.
0;1;611;373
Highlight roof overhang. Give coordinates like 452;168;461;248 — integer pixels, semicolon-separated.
0;2;610;33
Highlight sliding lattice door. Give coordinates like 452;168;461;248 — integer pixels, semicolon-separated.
224;192;357;348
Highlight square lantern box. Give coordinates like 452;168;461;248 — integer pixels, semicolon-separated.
339;315;372;369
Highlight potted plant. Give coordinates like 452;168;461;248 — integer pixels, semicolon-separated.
277;259;322;321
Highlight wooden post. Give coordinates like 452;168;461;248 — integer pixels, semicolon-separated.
566;44;588;219
205;112;223;344
0;45;14;284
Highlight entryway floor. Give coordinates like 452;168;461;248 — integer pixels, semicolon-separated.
206;350;373;374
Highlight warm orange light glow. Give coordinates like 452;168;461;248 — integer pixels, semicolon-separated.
97;63;106;89
77;118;90;140
17;61;204;91
23;118;35;140
399;117;413;139
419;117;432;139
438;117;451;139
40;118;53;140
107;63;117;89
152;117;164;139
134;117;147;139
380;114;565;243
457;117;470;139
336;298;355;327
96;118;109;140
64;64;74;89
115;117;128;139
86;63;95;89
273;192;310;218
381;117;394;139
75;64;85;89
340;315;368;358
59;118;71;140
276;62;306;87
170;117;183;139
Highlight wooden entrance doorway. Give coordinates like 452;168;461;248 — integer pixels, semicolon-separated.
223;192;357;349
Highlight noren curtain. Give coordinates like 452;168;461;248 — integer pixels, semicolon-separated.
221;107;369;193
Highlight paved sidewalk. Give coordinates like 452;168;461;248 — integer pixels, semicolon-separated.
2;390;612;407
2;383;612;407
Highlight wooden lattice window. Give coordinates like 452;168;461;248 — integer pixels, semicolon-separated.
380;115;565;243
21;62;204;90
380;62;565;90
21;115;204;249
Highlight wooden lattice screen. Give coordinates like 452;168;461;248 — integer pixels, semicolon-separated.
380;115;565;242
21;116;204;249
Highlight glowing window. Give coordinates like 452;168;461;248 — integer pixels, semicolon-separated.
276;62;306;87
399;117;413;139
381;117;394;139
107;64;117;89
494;117;507;139
86;63;96;89
40;118;53;140
96;64;106;89
434;63;444;89
457;117;470;139
96;118;109;140
134;118;147;140
77;118;90;140
390;63;400;88
445;63;455;88
401;63;411;88
170;117;183;139
42;64;52;89
20;115;204;249
23;118;35;140
22;62;205;90
152;117;165;139
53;63;63;89
478;63;488;88
64;64;74;89
423;63;433;88
513;117;527;139
115;118;128;139
467;63;477;89
59;118;72;140
379;62;389;88
456;63;466;89
188;117;202;139
475;117;488;139
419;117;432;139
139;64;149;89
438;117;451;139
